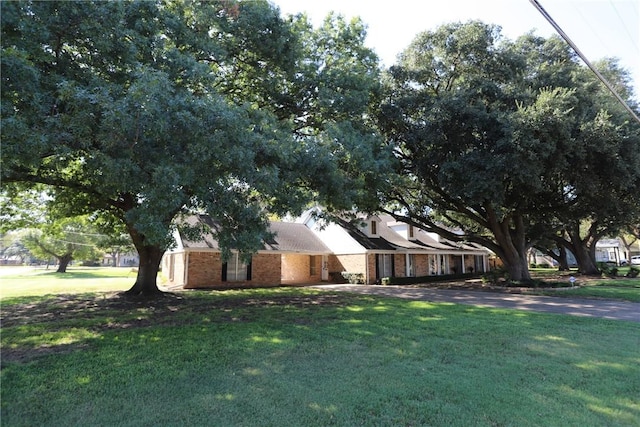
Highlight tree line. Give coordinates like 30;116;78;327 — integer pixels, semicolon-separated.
2;0;639;295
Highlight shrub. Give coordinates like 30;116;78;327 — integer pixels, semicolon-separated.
482;268;506;285
598;262;619;277
626;267;639;278
530;263;552;269
381;273;482;286
329;272;347;283
341;272;365;284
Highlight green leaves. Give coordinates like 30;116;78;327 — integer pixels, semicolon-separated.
379;21;640;280
1;0;389;283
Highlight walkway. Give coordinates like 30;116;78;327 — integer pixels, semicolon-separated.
313;284;640;323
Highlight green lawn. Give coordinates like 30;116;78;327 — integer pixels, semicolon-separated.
540;279;640;302
2;273;639;426
0;266;141;299
527;268;640;302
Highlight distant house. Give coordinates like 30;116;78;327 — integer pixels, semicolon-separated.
102;252;139;267
162;215;331;289
298;210;491;285
595;238;628;265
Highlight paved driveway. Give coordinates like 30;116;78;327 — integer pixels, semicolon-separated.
314;284;640;323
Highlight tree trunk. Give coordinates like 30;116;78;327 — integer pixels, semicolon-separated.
556;245;569;271
56;252;73;273
125;245;164;295
567;226;600;275
541;245;569;271
572;243;600;275
502;253;531;282
486;208;531;282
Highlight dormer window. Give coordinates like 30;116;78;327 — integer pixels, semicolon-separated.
359;215;381;237
370;220;377;236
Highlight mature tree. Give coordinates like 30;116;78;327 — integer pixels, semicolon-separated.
97;232;135;267
377;22;640;281
2;1;387;295
22;216;102;272
1;231;33;264
529;58;640;274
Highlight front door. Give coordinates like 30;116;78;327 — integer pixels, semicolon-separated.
321;255;329;281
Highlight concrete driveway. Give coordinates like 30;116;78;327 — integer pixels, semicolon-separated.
314;284;640;323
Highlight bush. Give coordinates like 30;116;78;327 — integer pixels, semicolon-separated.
598;263;617;277
329;272;347;283
383;272;483;286
482;269;507;285
626;267;639;278
598;262;620;278
530;263;551;268
341;272;365;284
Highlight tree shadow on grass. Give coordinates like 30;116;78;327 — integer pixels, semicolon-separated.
0;290;353;365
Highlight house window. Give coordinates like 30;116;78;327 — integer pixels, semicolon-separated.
409;226;414;239
310;255;317;275
222;253;252;282
407;254;416;277
376;254;393;279
370;220;377;235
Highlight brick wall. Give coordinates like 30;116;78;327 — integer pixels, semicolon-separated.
184;252;222;288
183;252;281;289
281;254;322;284
331;254;366;274
249;253;281;287
366;254;376;284
394;254;406;278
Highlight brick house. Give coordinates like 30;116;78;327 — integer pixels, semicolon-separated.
299;210;491;285
163;211;491;289
162;215;331;289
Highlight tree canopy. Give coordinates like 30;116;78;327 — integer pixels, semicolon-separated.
378;21;640;281
1;0;389;294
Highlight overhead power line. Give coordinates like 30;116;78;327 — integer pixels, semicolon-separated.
529;0;640;125
50;239;97;247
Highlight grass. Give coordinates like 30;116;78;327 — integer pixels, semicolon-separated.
0;266;139;299
1;270;639;426
527;268;640;302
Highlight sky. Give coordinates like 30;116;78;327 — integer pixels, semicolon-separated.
271;0;640;101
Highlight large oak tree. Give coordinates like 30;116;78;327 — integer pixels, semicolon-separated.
2;1;389;295
378;22;640;281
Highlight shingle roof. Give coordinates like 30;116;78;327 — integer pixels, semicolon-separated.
333;217;397;251
178;215;330;254
266;222;331;253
